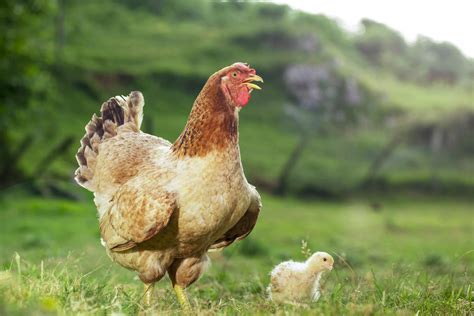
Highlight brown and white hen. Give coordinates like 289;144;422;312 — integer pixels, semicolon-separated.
74;63;263;308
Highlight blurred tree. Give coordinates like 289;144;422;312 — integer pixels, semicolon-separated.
275;63;365;195
408;36;467;84
355;19;470;85
54;0;65;63
255;2;289;19
117;0;210;20
0;0;55;187
355;19;407;66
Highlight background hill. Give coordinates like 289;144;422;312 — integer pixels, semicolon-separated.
2;0;473;197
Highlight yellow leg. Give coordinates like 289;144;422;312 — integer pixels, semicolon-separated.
173;284;191;310
143;283;155;307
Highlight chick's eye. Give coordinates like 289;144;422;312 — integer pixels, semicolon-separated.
231;72;238;78
323;258;327;262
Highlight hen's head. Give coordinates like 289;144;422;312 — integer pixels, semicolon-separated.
218;62;263;108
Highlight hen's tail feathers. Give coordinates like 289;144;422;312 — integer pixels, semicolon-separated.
74;91;144;190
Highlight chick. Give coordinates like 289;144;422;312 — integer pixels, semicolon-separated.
267;252;334;303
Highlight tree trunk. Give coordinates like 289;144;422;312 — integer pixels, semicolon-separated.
33;136;74;178
429;127;443;191
274;134;310;196
362;133;404;186
0;134;33;188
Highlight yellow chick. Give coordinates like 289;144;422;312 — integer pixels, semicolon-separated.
267;252;334;303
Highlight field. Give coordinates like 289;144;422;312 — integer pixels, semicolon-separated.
1;194;472;315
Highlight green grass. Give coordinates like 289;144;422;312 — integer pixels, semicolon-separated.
1;194;473;315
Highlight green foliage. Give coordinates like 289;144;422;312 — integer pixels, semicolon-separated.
408;36;468;84
0;0;58;188
0;0;56;126
355;19;407;66
1;0;473;195
355;19;472;85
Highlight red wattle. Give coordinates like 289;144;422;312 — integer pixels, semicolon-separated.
236;89;251;107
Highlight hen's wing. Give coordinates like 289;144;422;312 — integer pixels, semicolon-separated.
100;175;177;252
209;186;262;251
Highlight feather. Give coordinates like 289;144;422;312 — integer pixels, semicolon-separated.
74;91;145;190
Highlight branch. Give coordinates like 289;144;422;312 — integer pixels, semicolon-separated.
274;132;311;196
33;136;75;178
362;132;405;186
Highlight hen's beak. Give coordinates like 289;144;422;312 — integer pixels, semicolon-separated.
243;74;264;90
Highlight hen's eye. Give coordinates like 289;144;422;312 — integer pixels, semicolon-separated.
231;72;238;78
323;258;327;262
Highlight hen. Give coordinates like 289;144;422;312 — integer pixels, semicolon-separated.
74;63;263;308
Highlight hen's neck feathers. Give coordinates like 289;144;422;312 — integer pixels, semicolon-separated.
172;73;239;157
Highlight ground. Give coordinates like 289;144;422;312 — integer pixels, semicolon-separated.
0;194;473;315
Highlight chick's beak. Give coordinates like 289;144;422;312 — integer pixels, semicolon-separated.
328;258;334;270
243;74;264;90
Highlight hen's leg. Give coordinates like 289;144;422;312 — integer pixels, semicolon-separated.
173;284;191;310
168;254;210;309
138;254;168;308
143;282;155;307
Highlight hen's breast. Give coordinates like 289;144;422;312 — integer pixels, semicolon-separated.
169;149;251;249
